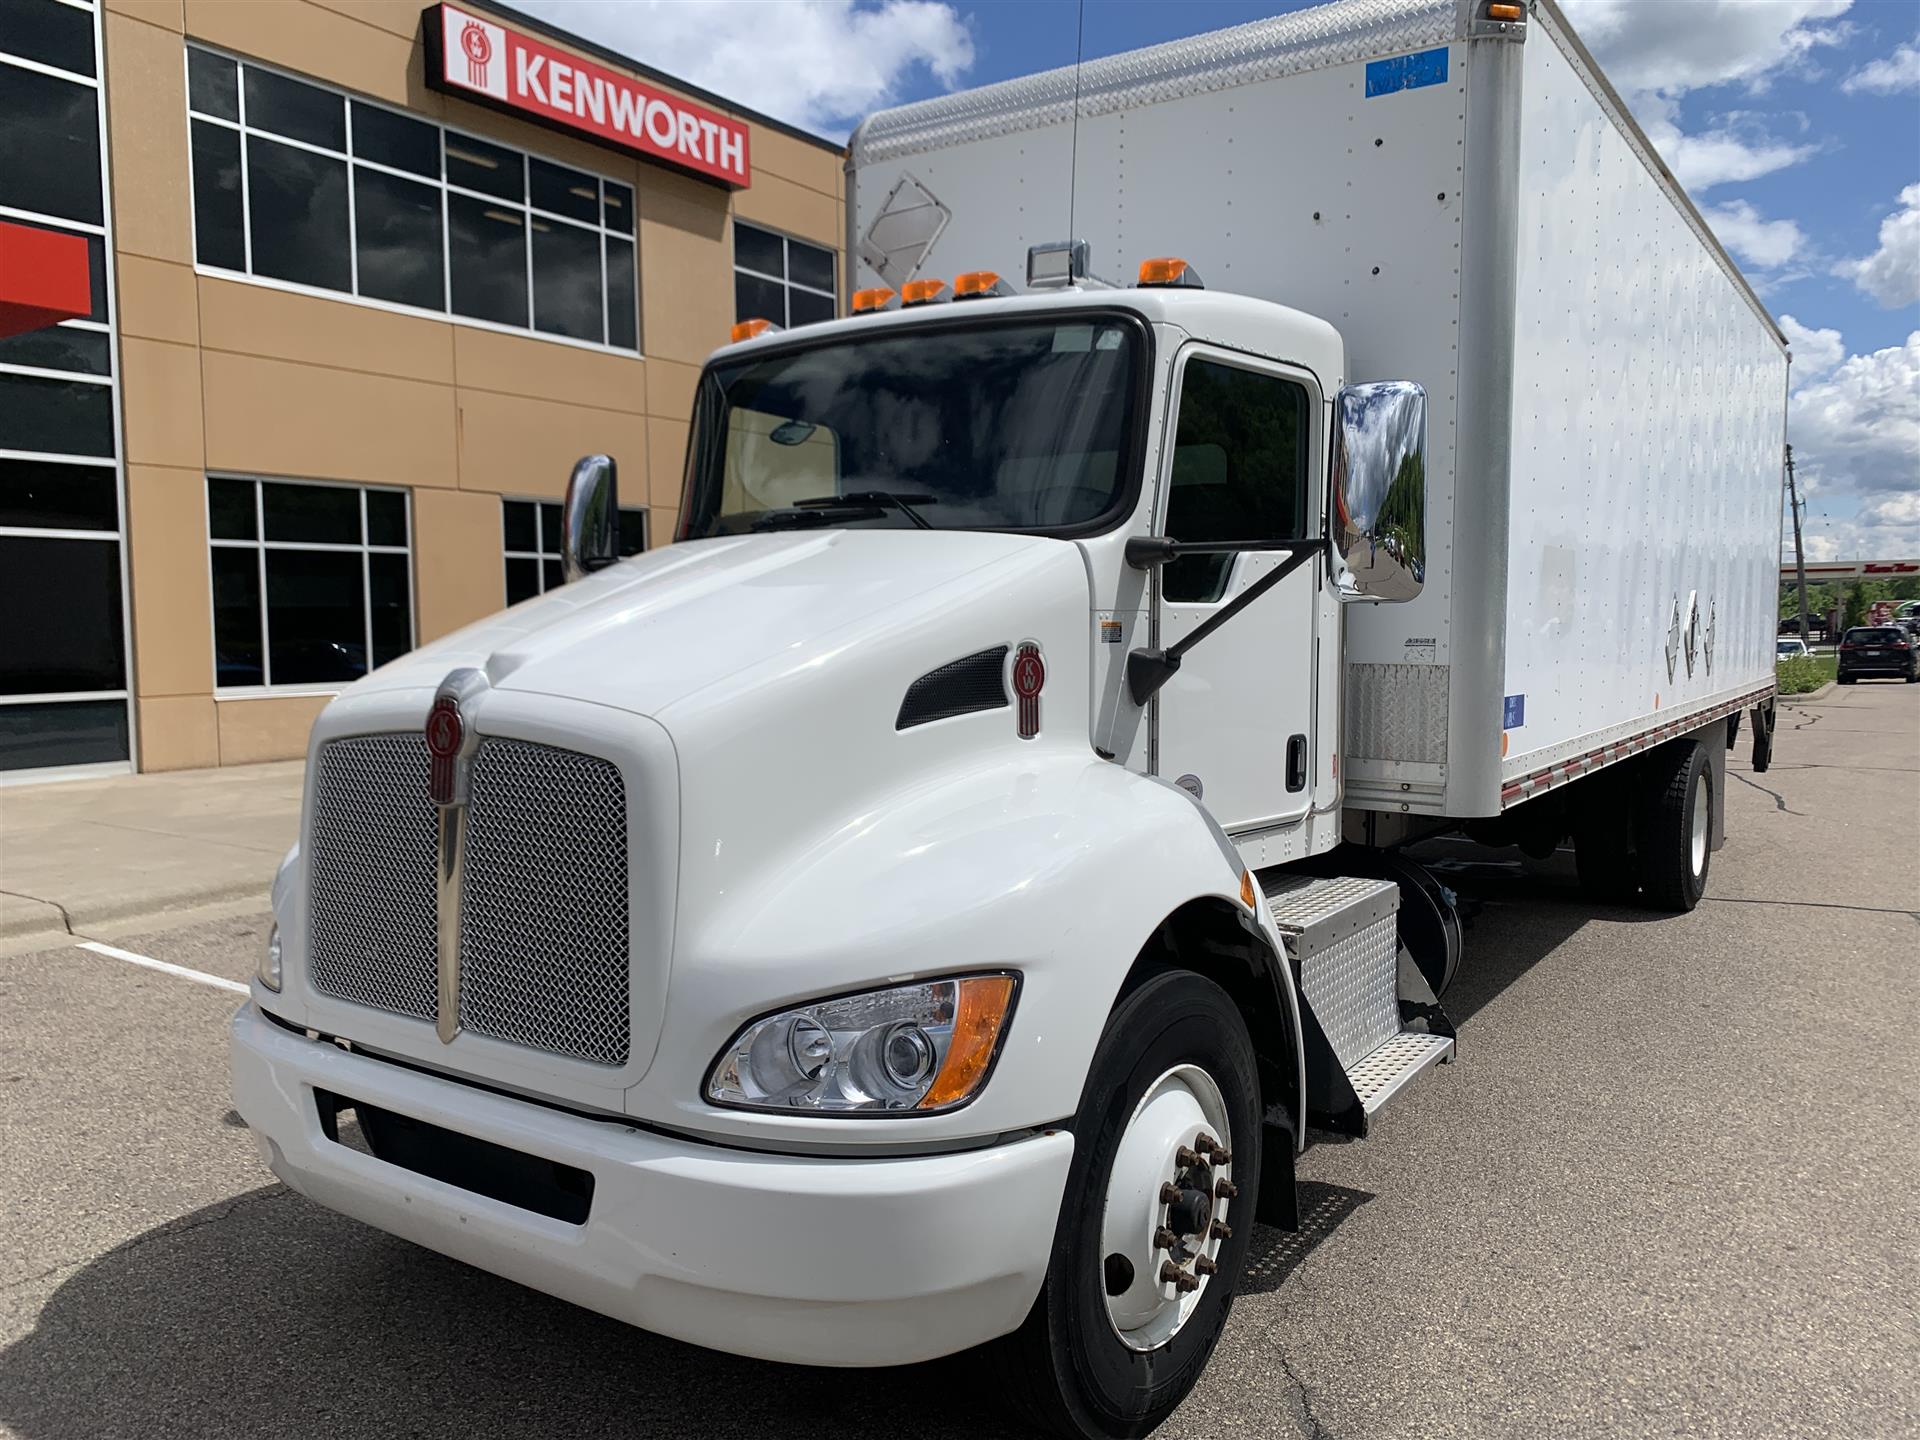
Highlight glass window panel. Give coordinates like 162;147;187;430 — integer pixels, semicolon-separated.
788;287;835;328
0;458;116;531
505;556;539;605
1;0;95;77
186;46;238;120
617;507;648;556
365;489;407;547
0;66;102;225
0;699;129;771
246;135;350;292
208;477;256;539
444;132;522;201
789;241;835;294
368;552;411;667
602;180;633;234
606;236;636;351
242;67;344;151
538;502;561;550
733;223;783;279
447;192;528;327
0;535;125;693
531;217;602;341
265;549;366;683
529;157;599;224
542;558;562;592
262;481;360;543
210;546;263;687
353;165;443;310
350;101;437;177
0;373;112;456
0;324;110;375
502;499;536;552
734;270;784;326
190;119;245;271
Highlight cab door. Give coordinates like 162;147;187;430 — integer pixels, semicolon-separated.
1150;346;1323;833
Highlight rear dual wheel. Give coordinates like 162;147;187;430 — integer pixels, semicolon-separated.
986;971;1261;1439
1635;739;1712;912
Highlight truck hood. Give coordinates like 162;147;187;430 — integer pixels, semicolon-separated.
363;529;1070;716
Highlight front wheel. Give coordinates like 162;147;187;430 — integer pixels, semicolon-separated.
985;970;1262;1438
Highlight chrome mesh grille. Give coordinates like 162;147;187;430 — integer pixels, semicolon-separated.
305;732;630;1066
308;735;438;1022
458;739;629;1066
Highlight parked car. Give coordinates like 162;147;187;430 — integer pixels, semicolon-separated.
1777;638;1809;659
1836;626;1919;684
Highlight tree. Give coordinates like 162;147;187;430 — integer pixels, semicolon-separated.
1842;585;1869;631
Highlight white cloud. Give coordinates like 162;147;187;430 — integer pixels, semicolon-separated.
514;0;973;136
1779;314;1845;384
1559;2;1849;193
1700;199;1808;269
1835;184;1920;308
1842;39;1920;94
1789;330;1920;503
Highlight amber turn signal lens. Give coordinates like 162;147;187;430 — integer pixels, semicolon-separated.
851;286;896;313
918;975;1016;1109
730;317;776;342
1239;869;1258;910
901;278;949;305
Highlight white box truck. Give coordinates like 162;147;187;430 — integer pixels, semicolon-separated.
231;1;1787;1435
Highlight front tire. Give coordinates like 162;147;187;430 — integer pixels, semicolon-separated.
1636;739;1712;912
986;970;1262;1439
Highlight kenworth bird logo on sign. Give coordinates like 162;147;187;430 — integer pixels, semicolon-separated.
424;4;751;188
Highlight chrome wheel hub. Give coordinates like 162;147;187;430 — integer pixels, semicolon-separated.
1100;1064;1234;1351
1689;770;1709;877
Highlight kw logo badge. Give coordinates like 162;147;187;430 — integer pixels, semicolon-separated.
441;6;506;99
459;18;493;88
428;668;486;1042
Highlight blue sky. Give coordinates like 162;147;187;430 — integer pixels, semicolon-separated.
527;0;1918;559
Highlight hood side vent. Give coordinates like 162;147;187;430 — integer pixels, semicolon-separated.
897;646;1010;730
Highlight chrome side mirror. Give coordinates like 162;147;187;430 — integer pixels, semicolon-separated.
1331;381;1427;603
560;454;618;583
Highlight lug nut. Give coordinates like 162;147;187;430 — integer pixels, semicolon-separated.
1154;1226;1178;1250
1194;1253;1219;1276
1160;1262;1200;1292
1208;1148;1232;1166
1210;1220;1233;1241
1176;1145;1203;1168
1215;1179;1239;1200
1160;1182;1183;1205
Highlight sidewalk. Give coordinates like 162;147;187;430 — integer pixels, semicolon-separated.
0;762;304;955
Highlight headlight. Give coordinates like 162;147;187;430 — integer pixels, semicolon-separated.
706;974;1017;1114
259;924;283;992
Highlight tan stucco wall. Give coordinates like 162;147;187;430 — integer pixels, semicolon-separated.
104;0;843;769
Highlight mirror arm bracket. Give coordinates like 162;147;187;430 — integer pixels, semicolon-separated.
1126;538;1327;705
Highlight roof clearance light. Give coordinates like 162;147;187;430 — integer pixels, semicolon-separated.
1486;2;1524;19
953;270;1014;300
852;286;897;314
1137;257;1204;289
900;278;949;306
730;317;779;343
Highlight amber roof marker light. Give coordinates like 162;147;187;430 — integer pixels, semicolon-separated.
900;278;950;306
729;317;779;342
1137;257;1204;289
953;270;1015;300
1486;2;1524;20
852;286;897;314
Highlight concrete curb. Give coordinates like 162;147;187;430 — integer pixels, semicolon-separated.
1781;681;1835;703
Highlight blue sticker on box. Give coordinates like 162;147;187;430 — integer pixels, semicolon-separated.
1365;47;1449;98
1503;694;1525;728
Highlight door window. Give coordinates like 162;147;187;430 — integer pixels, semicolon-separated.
1162;358;1311;602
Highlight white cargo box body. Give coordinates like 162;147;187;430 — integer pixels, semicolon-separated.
849;0;1785;818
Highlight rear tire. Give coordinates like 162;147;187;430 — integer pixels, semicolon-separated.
1636;740;1712;913
984;970;1262;1439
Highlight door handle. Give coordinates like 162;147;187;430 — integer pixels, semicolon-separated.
1286;733;1307;792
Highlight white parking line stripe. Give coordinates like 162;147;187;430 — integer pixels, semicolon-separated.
75;940;250;996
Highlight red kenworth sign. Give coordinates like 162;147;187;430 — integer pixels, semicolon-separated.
423;4;751;188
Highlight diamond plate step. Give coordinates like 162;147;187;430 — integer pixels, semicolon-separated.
1347;1030;1454;1115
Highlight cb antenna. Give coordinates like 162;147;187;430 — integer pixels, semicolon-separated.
1067;0;1085;243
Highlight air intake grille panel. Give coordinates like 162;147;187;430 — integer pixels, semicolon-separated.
897;646;1009;729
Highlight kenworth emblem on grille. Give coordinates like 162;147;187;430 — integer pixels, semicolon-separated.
429;668;487;1043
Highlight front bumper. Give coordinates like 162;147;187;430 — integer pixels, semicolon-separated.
230;1003;1072;1366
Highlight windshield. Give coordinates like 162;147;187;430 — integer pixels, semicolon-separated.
680;315;1145;539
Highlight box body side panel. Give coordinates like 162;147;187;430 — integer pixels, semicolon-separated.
1497;24;1786;780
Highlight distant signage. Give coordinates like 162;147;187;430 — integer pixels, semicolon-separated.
422;5;751;188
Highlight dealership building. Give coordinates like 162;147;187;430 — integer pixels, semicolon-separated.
1;0;844;779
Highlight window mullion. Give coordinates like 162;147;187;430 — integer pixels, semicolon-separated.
344;101;359;297
359;489;373;678
253;480;270;686
235;66;253;274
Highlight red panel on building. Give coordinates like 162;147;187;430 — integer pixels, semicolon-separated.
0;221;91;338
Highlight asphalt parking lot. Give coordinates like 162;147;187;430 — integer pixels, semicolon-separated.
3;682;1916;1439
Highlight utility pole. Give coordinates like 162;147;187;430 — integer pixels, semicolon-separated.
1785;443;1812;646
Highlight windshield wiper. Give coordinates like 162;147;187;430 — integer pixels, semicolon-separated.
791;490;937;529
747;505;885;532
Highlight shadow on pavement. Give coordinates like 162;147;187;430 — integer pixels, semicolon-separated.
1240;1182;1373;1297
0;1187;987;1440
